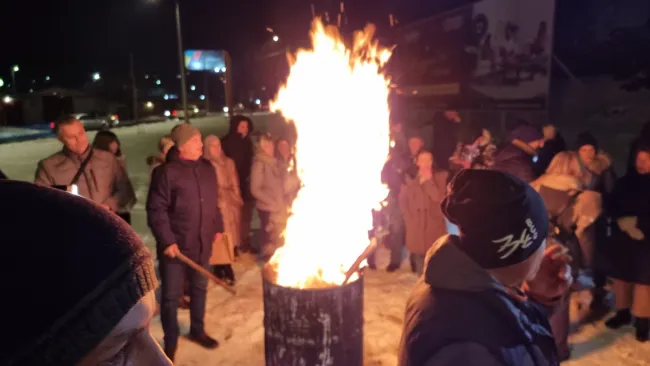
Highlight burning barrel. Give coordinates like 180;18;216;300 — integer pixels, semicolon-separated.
262;268;364;366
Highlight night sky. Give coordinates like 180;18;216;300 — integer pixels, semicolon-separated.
0;0;647;90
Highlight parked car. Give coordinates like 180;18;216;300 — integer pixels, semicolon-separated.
163;105;203;119
49;112;119;131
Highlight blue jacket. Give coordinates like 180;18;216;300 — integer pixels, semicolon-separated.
146;148;224;261
399;235;559;366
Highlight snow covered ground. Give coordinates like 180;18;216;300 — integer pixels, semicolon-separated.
2;115;650;365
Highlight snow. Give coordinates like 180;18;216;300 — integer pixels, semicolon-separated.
2;115;650;365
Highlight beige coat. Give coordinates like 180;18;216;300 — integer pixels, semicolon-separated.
35;148;135;211
208;156;244;265
545;150;614;192
399;171;449;255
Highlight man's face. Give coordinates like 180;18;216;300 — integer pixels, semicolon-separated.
236;120;249;137
77;291;171;366
578;145;596;165
57;120;89;155
444;110;461;123
636;151;650;175
208;139;223;158
178;133;203;161
408;137;424;157
542;125;557;141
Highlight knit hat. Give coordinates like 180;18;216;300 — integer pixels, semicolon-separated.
441;169;549;269
171;123;200;146
1;181;158;366
575;132;598;151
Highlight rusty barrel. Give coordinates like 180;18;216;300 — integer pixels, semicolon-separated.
262;274;364;366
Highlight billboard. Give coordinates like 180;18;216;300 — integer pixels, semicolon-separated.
389;0;556;110
184;50;226;73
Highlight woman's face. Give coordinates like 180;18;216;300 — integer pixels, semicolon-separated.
416;152;433;170
108;141;120;156
277;140;291;160
261;139;275;156
77;291;171;366
636;151;650;175
578;145;596;165
209;139;223;158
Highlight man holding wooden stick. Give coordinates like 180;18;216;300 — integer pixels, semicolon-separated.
147;124;224;362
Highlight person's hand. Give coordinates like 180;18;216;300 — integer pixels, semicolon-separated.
525;244;573;303
164;244;181;258
618;216;645;240
101;204;112;211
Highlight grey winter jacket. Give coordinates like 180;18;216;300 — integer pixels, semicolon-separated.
34;147;135;211
251;152;286;213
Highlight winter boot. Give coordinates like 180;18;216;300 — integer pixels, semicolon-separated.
635;318;650;342
605;309;632;329
188;332;220;349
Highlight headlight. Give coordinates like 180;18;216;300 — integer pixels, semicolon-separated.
193;107;199;113
164;110;171;117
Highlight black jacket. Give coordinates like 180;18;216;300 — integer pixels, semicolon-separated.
146;147;224;261
221;116;255;201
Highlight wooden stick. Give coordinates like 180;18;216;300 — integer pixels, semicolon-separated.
176;253;236;295
342;238;379;285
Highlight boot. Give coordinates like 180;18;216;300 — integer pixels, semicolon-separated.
188;332;220;349
605;309;632;329
164;342;177;362
635;318;649;342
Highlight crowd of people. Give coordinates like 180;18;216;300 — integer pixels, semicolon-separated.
380;111;650;364
1;110;650;365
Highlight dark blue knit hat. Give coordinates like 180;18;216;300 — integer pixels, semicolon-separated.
441;169;549;269
0;181;158;366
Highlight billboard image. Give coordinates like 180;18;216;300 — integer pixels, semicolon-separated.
184;50;226;73
389;0;556;110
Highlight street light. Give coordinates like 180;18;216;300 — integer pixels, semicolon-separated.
92;72;101;82
3;96;14;105
0;78;4;88
156;79;162;85
272;35;279;42
11;65;19;93
45;76;50;81
190;85;196;91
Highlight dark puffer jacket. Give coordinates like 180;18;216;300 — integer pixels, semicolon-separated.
221;116;255;201
399;236;559;366
147;147;224;262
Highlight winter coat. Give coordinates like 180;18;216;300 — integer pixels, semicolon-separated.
492;143;536;182
399;235;559;366
146;147;224;262
399;172;448;255
251;151;287;226
603;173;650;285
221;118;255;201
206;154;243;250
431;113;459;171
545;151;615;197
531;174;602;268
34;147;136;212
146;154;166;178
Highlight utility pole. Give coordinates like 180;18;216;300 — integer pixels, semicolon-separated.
129;52;138;124
174;0;189;123
204;72;210;113
224;51;234;118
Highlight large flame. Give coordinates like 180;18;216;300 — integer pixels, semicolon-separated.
269;19;392;288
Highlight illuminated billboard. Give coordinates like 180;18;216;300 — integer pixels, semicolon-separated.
184;50;226;73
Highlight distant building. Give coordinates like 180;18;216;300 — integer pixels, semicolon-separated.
19;87;110;125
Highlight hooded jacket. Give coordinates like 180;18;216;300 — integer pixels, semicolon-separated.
221;116;255;201
399;236;558;366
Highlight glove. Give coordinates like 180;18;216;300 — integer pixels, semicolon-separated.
617;216;645;241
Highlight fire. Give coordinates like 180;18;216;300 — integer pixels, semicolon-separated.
269;19;392;288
